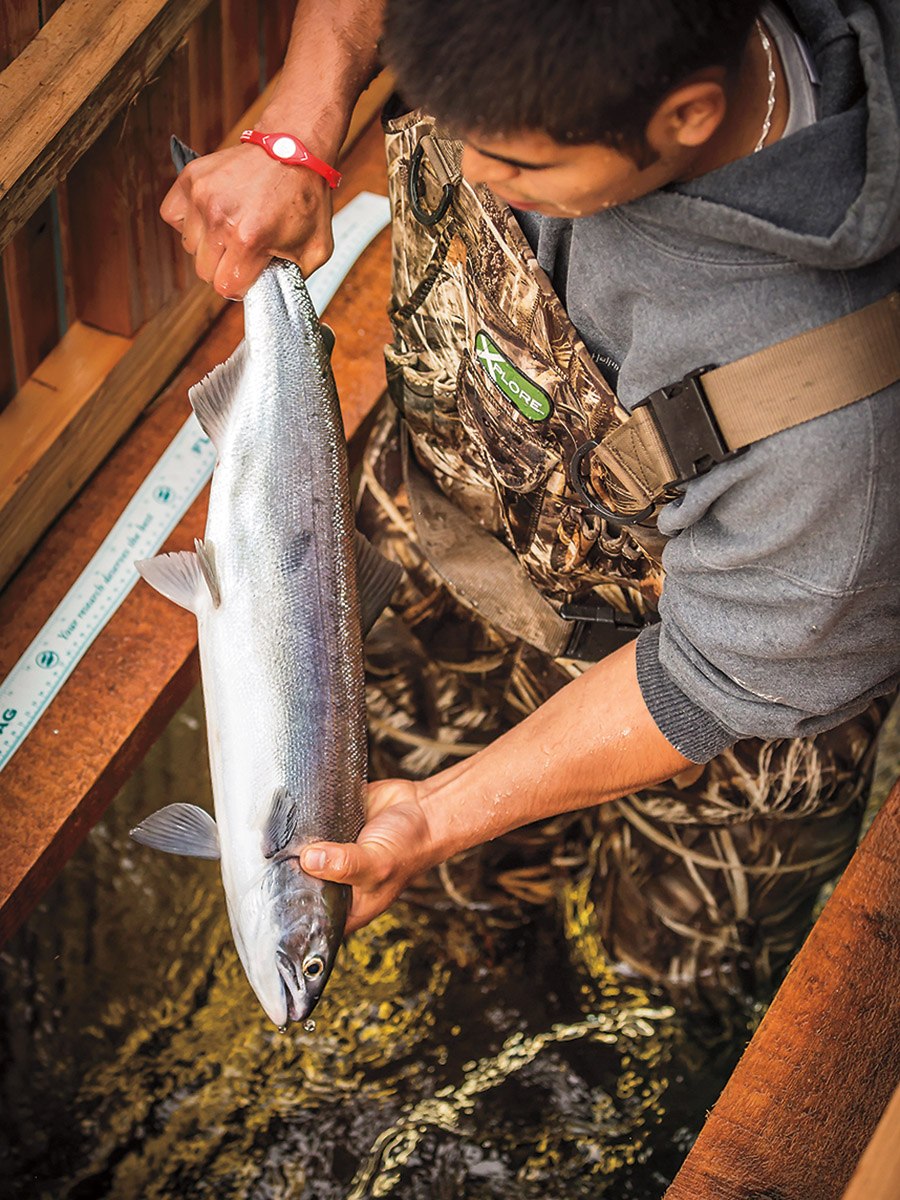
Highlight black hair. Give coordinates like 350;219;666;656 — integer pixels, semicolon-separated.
382;0;762;153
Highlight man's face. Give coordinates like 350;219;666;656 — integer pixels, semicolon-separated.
460;128;690;217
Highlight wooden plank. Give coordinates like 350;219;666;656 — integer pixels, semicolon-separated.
0;76;391;589
0;0;216;255
65;37;190;335
0;1;40;65
0;117;392;946
0;4;59;388
664;777;900;1200
0;272;15;410
187;1;225;155
841;1081;900;1200
2;203;60;377
219;0;260;130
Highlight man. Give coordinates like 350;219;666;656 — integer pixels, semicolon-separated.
163;0;899;1001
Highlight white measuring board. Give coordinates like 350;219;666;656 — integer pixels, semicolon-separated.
0;191;391;773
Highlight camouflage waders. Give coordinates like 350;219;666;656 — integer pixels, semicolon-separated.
356;104;888;1006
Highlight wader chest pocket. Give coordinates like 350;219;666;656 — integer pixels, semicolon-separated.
384;344;464;450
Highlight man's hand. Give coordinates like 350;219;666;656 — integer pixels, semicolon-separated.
160;143;335;299
301;779;434;933
160;0;386;296
301;642;692;936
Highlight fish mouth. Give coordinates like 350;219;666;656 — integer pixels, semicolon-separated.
276;948;313;1025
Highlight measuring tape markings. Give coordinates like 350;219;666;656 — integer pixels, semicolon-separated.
0;192;392;772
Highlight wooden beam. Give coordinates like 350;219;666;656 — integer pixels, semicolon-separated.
0;0;215;254
0;72;391;589
0;116;392;946
664;776;900;1200
0;3;59;391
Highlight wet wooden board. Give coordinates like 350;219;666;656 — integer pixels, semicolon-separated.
664;776;900;1200
0;119;392;946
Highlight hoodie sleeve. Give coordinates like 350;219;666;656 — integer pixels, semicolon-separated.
634;384;900;763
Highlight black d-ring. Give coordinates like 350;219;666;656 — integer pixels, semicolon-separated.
568;440;656;526
409;142;453;226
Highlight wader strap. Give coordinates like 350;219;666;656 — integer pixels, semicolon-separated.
588;291;900;515
401;426;648;661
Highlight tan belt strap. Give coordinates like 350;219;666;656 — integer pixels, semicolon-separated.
594;291;900;512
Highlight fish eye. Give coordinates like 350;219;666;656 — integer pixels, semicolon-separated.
303;955;324;979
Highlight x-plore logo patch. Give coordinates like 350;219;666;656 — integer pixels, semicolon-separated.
474;331;552;421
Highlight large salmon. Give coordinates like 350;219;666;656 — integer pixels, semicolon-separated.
131;248;400;1028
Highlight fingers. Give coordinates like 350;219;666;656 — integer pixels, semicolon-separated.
160;147;336;296
300;841;386;890
213;243;271;300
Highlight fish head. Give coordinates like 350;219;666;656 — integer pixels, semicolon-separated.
233;858;349;1028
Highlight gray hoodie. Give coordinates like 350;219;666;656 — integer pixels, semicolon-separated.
519;0;900;761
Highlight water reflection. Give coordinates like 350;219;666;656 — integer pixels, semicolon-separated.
0;689;747;1199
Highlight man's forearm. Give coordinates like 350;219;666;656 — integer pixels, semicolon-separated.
416;640;691;867
259;0;386;158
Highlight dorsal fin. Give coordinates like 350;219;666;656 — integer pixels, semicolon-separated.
188;341;248;452
355;533;404;637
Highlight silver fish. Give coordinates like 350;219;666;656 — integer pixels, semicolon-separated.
131;255;400;1028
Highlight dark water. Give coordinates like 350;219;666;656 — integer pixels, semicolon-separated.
0;690;770;1200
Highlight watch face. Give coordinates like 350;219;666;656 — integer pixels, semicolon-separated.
272;135;299;160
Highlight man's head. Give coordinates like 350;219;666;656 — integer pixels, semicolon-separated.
382;0;765;216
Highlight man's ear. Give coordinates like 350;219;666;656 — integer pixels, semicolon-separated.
646;80;728;152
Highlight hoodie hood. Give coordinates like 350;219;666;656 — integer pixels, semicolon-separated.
633;0;900;269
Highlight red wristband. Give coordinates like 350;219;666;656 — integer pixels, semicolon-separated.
239;129;342;189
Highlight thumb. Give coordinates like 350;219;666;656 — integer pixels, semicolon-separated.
301;841;378;886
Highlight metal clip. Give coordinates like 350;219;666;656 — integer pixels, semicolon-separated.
567;440;656;526
409;141;454;227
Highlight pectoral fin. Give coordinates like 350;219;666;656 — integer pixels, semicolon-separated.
355;532;404;637
263;786;301;859
131;803;220;860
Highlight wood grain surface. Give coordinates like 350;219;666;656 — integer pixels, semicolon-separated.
0;0;214;253
665;776;900;1200
0;118;392;945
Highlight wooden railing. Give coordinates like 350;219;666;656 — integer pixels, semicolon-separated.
0;0;312;590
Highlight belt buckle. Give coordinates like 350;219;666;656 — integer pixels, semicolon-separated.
560;599;652;661
640;365;730;483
